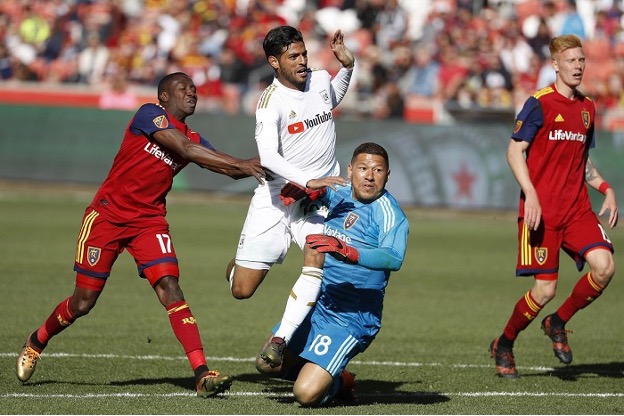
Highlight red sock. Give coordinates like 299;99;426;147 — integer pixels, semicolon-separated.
503;291;543;342
166;301;206;371
34;297;77;351
556;273;603;322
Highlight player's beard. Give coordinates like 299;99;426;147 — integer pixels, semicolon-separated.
282;68;307;91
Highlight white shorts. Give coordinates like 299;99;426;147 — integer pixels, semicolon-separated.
235;182;328;266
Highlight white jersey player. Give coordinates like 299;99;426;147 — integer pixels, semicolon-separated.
226;26;355;353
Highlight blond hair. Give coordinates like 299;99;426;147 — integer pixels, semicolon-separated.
549;35;583;58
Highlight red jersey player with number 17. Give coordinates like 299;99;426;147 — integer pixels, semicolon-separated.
489;35;618;379
15;72;266;397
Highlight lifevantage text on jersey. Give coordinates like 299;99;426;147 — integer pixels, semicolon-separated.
324;224;352;244
143;142;182;171
548;130;586;142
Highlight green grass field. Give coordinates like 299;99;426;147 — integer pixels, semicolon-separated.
1;182;623;415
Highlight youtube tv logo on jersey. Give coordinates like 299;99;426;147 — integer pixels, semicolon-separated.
288;122;304;134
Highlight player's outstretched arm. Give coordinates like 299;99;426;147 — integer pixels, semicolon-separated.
216;155;268;182
153;129;266;183
330;29;355;69
306;176;347;190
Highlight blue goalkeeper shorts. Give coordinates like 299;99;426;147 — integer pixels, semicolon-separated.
274;309;366;378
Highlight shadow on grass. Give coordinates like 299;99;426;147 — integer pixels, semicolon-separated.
235;372;450;407
16;376;195;391
19;373;451;407
108;377;195;390
525;361;624;381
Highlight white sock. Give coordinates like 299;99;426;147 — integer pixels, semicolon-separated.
274;266;323;343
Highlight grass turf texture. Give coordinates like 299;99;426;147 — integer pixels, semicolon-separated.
1;182;623;414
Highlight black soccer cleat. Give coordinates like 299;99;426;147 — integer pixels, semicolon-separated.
541;314;573;364
489;337;519;379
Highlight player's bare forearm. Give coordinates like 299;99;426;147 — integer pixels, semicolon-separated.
585;155;598;182
191;147;265;183
306;176;347;190
582;156;618;227
585;155;608;190
153;128;257;176
215;158;266;183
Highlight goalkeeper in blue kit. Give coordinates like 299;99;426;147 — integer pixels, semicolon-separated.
256;142;409;407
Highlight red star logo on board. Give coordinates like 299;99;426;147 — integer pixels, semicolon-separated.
452;162;477;200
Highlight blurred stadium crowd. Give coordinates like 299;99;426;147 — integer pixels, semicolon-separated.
3;0;624;128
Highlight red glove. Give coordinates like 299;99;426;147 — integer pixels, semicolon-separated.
306;234;359;263
280;182;327;206
280;182;307;206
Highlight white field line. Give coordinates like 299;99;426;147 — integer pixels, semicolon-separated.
0;352;556;372
2;352;623;400
2;391;624;399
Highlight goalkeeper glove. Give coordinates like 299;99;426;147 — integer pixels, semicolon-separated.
306;234;359;263
279;182;327;206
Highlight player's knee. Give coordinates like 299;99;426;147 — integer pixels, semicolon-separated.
154;276;184;306
228;265;265;299
71;295;97;316
293;383;323;407
586;248;616;288
592;260;615;287
532;279;557;304
534;289;556;305
231;284;254;299
225;260;251;299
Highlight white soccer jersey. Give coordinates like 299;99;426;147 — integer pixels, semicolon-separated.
255;66;353;188
235;65;353;264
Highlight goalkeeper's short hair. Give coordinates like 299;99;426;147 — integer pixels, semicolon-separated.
351;142;389;167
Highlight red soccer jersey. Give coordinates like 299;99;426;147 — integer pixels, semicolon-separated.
89;103;206;226
511;84;596;228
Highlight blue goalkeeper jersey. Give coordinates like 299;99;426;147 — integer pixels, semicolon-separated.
315;183;409;341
